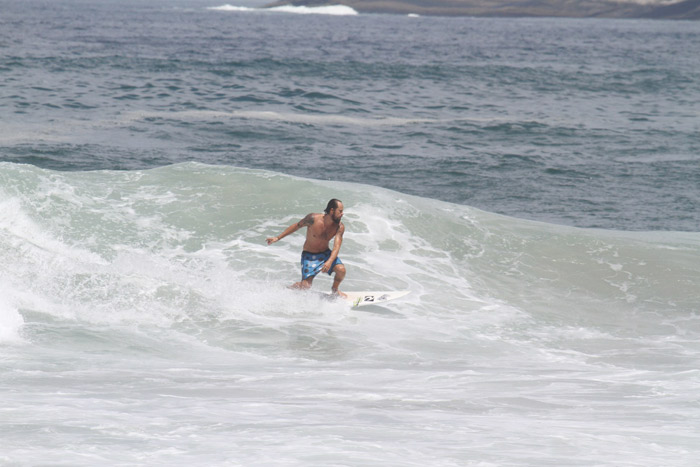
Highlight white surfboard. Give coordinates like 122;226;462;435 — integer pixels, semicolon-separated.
337;290;410;308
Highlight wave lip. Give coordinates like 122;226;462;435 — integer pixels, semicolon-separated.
208;4;359;15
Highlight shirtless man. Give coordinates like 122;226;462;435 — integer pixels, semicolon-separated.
266;199;347;297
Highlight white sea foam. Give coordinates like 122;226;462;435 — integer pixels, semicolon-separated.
0;286;23;343
207;4;255;12
208;4;359;15
268;4;359;15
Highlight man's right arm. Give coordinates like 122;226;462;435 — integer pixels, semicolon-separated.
266;214;314;245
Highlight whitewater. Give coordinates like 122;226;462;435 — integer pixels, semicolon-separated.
1;163;699;465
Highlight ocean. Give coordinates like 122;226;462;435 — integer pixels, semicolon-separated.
1;0;699;465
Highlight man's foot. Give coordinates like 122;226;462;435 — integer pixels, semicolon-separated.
290;279;313;290
331;289;348;299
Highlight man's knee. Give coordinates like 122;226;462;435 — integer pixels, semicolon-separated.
334;264;346;278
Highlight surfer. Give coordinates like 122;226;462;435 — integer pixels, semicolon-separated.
266;199;347;298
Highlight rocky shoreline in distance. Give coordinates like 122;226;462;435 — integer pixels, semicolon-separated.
264;0;700;19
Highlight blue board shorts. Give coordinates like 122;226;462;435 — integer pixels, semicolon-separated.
301;250;342;280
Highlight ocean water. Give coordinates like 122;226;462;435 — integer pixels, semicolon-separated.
1;1;700;466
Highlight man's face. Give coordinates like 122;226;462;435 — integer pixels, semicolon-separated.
331;203;344;223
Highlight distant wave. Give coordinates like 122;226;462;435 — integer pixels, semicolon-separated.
208;4;359;16
207;4;253;12
123;110;434;126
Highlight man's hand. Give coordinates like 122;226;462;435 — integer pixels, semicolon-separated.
321;260;332;273
266;237;279;245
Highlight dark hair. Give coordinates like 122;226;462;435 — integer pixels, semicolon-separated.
324;198;342;214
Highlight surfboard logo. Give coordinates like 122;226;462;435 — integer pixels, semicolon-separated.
344;291;410;308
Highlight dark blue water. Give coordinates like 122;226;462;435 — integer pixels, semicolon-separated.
1;0;699;231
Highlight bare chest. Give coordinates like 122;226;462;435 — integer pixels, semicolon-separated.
308;219;337;242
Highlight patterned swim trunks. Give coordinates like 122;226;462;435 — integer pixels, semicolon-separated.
301;250;342;280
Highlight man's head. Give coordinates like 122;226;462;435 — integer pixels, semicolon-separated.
324;198;344;223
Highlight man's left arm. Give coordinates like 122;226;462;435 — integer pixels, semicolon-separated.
322;223;344;272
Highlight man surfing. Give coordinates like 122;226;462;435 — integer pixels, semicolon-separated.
266;199;347;298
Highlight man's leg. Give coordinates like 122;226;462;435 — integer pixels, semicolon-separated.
331;264;347;298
